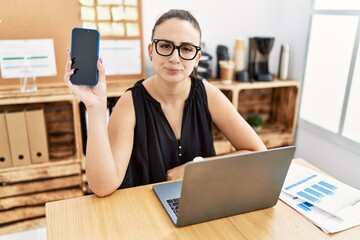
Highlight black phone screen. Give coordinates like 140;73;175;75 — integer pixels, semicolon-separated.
70;28;100;86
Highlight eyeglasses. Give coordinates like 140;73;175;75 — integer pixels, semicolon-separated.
152;39;201;60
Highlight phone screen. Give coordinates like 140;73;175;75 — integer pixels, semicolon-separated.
70;28;100;86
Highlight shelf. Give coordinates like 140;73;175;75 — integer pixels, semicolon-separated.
210;79;300;150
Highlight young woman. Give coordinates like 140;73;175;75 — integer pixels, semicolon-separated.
64;9;266;197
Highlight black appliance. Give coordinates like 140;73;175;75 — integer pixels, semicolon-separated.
248;37;275;81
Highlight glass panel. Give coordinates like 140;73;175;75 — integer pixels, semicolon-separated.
300;15;358;133
314;0;360;10
343;44;360;143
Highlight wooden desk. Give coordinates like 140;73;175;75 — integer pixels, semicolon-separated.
45;159;360;240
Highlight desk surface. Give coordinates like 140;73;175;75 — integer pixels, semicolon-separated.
45;159;360;240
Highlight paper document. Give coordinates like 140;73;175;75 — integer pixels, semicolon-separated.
280;192;360;233
0;39;57;79
280;163;360;233
100;40;141;75
282;163;360;220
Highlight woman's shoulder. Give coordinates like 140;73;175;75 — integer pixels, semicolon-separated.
127;79;145;91
200;78;222;96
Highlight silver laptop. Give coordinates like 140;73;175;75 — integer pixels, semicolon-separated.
153;146;296;227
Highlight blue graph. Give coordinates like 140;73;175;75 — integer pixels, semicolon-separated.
312;184;334;196
319;181;337;190
305;188;324;198
294;180;337;203
298;191;320;203
293;197;314;212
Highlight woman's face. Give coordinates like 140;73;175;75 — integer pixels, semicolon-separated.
149;18;201;83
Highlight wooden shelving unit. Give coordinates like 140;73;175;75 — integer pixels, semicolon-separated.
210;79;300;151
0;85;81;234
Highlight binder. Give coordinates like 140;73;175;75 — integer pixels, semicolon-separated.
5;111;31;166
25;109;49;163
0;113;12;168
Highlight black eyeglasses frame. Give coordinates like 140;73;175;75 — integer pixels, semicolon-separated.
152;39;201;60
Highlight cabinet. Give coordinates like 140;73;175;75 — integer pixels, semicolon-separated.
0;85;82;234
211;79;300;153
0;79;299;234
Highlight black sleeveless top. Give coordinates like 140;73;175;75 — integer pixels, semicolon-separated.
120;76;215;188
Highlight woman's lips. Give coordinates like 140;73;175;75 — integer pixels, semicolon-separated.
165;67;181;74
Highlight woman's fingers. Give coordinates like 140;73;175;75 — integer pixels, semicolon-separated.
65;59;72;71
97;58;106;83
64;59;74;83
67;48;71;59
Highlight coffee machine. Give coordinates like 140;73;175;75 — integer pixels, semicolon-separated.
248;37;275;81
197;43;213;80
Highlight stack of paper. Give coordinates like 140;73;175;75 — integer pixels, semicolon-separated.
280;163;360;234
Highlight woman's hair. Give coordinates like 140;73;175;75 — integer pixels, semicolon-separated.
151;9;202;78
151;9;202;44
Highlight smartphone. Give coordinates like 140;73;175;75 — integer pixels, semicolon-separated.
70;28;100;86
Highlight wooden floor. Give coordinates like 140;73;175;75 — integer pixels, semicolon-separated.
0;227;46;240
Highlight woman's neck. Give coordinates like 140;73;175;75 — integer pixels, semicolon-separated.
144;75;191;104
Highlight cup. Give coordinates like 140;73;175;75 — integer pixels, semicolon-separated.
19;57;37;93
233;38;245;72
20;75;37;93
219;60;235;85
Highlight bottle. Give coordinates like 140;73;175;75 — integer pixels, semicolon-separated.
278;44;290;80
233;38;245;72
20;57;37;93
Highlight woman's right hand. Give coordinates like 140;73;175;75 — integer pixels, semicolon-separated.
64;55;107;111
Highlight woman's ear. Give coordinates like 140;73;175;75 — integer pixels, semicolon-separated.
148;43;153;61
195;51;202;65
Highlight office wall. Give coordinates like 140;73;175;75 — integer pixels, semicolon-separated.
142;0;310;81
142;0;284;76
296;127;360;189
141;0;360;190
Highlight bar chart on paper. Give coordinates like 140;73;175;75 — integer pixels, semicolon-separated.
284;176;338;204
280;163;360;233
280;191;360;234
282;163;360;220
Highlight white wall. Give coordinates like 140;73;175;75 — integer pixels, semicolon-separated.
142;0;283;76
296;125;360;189
141;0;360;190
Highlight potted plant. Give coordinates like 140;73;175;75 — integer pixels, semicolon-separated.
247;114;265;133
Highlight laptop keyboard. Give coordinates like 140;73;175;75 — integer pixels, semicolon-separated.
166;198;180;216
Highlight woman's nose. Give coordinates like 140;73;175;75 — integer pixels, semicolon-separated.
168;48;181;63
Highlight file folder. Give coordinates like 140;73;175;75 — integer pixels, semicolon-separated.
5;111;31;166
0;113;12;168
25;109;49;163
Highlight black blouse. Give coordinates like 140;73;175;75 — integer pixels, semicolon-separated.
120;76;215;188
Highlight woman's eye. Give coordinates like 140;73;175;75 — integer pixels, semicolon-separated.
160;43;172;49
181;45;194;52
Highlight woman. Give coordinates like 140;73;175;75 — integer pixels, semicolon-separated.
64;9;266;197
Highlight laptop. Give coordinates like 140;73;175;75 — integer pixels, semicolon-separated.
153;146;296;227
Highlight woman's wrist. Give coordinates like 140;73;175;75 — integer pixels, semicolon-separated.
86;100;108;114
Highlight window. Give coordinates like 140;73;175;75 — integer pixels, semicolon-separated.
314;0;360;10
343;45;360;143
300;1;360;151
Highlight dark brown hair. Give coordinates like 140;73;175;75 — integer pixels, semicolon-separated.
151;9;202;44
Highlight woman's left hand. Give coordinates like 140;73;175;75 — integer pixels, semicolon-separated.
166;163;187;181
